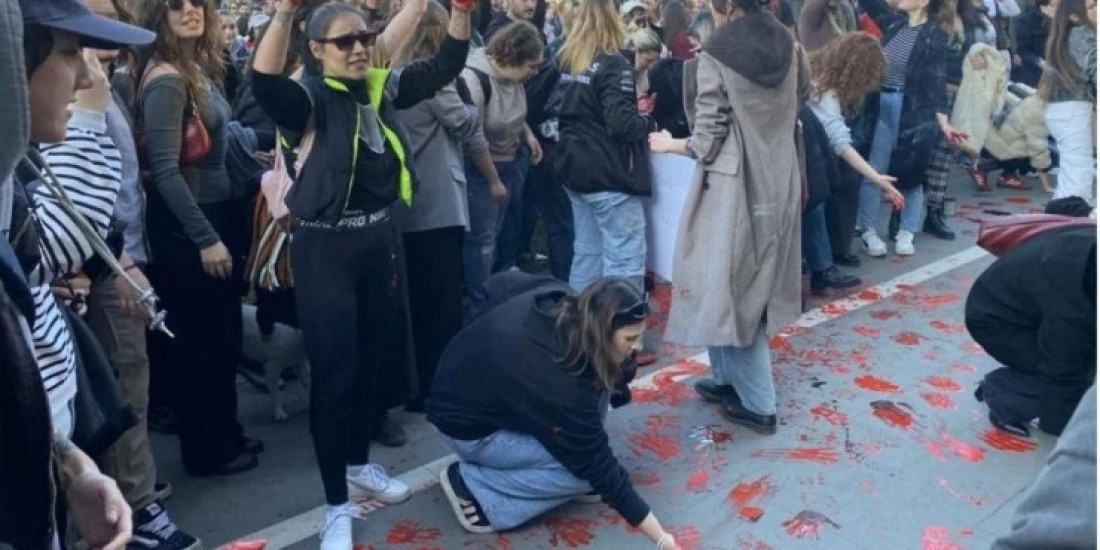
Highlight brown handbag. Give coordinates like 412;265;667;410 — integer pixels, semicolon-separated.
976;213;1095;256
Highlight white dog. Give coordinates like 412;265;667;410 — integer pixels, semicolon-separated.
241;303;310;421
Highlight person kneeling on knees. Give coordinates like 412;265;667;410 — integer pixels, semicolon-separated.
426;273;682;549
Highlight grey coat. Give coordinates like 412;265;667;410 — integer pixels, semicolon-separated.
666;18;810;348
394;82;488;233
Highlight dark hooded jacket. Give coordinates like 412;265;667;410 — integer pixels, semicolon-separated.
554;52;655;196
854;0;952;191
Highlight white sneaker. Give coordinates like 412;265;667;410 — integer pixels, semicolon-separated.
348;464;411;503
861;229;888;257
319;503;362;550
895;230;916;256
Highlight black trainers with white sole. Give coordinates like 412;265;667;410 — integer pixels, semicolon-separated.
128;503;201;550
440;462;495;534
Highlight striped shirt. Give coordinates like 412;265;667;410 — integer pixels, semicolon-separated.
27;109;121;425
883;24;924;89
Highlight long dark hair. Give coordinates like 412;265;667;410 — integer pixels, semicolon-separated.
131;0;226;114
556;278;647;392
661;0;691;44
1040;0;1093;100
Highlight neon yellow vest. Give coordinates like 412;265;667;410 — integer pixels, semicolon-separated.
322;70;414;209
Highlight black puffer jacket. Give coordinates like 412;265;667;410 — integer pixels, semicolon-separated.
555;52;655;196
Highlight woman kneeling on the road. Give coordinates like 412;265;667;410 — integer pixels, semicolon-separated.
426;274;682;549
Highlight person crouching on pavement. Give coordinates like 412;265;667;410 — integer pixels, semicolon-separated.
426;274;683;550
967;204;1096;437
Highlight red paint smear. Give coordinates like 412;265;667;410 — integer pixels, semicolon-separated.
631;469;662;486
924;376;963;392
629;431;681;461
738;506;764;522
980;429;1039;452
854;375;903;394
921;527;964;550
924;432;986;463
545;517;598;548
853;325;880;338
750;448;840;464
645;414;682;431
893;293;962;310
857;288;883;301
782;510;839;540
892;331;925;346
737;537;774;550
727;475;772;507
1004;196;1031;204
809;404;849;426
869;309;901;320
632;371;693;406
952;363;978;374
819;302;850;316
667;526;701;550
871;400;915;430
962;341;987;355
686;471;709;493
386;521;442;544
676;359;710;375
929;320;967;334
769;336;796;355
921;392;957;409
651;284;672;315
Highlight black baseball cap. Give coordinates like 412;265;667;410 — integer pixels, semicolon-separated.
20;0;156;49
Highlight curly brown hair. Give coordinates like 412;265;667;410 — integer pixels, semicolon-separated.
487;20;544;67
131;0;226;115
810;32;885;117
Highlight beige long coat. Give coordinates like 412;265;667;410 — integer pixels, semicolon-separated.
665;47;810;348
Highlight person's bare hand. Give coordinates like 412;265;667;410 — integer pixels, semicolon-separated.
67;470;132;550
940;122;969;144
874;176;906;210
1039;171;1054;193
74;50;111;113
638;93;656;116
200;241;233;280
489;179;509;204
53;273;92;316
116;267;154;319
648;130;676;153
1012;54;1022;67
526;133;544;165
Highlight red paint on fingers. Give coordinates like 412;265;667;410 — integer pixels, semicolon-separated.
855;375;903;394
668;526;701;550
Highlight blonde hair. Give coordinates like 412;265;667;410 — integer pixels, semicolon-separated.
625;27;662;53
557;0;625;75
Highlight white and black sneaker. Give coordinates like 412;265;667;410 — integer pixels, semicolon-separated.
128;503;202;550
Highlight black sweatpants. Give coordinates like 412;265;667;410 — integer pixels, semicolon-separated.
146;200;245;471
291;214;399;505
403;226;465;405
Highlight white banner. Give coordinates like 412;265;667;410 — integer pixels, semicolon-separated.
645;153;697;282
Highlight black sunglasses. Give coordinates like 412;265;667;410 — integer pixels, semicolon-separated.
316;31;379;51
613;299;650;326
167;0;208;10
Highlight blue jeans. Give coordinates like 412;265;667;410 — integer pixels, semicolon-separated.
802;203;833;273
529;145;574;281
494;147;531;271
566;190;646;292
857;91;925;234
707;322;776;416
464;157;526;307
446;430;594;530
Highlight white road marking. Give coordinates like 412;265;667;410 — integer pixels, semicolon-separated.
230;246;989;549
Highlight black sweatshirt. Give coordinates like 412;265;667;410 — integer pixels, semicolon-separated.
426;274;650;526
251;36;469;221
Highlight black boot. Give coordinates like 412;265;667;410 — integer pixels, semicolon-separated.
923;205;956;240
888;210;901;241
810;266;862;292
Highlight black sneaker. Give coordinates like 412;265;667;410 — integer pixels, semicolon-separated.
719;395;778;435
810;267;861;292
372;416;408;448
832;253;861;268
694;379;738;404
128;503;201;550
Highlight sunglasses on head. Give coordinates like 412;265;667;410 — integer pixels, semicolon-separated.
316;31;379;51
167;0;208;10
612;299;649;326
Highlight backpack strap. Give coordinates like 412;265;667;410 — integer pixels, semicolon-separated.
467;66;493;105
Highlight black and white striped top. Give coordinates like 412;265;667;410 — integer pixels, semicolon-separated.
882;24;924;89
28;110;121;425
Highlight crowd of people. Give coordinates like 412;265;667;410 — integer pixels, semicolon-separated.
0;0;1094;548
